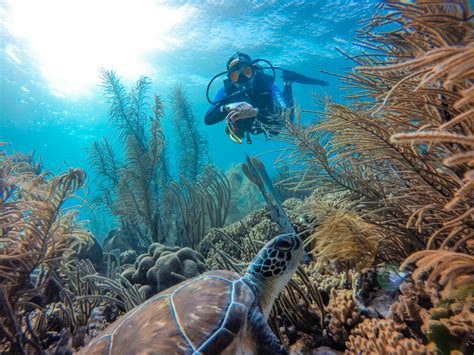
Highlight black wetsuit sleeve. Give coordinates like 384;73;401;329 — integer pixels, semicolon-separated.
204;87;227;125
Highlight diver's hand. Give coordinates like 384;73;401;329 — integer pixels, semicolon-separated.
224;102;259;122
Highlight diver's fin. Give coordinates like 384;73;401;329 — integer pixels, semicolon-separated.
281;69;329;86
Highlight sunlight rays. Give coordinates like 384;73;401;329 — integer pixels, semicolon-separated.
3;0;192;97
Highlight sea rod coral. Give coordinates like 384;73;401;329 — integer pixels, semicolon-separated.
0;147;91;353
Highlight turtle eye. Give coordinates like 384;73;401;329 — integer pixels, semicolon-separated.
275;238;292;251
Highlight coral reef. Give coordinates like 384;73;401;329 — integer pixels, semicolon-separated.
345;319;428;355
275;1;473;353
0;147;158;353
200;193;325;348
271;266;325;346
0;148;92;352
200;197;308;270
121;243;206;298
310;269;346;294
402;250;474;300
421;297;473;354
388;279;432;341
91;73;229;250
278;0;473;263
325;290;363;346
3;1;473;354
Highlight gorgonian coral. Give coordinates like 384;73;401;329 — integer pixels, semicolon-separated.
0;147;90;353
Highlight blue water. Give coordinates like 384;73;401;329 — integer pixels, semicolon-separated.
0;0;378;223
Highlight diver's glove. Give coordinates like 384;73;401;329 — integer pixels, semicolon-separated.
224;102;259;123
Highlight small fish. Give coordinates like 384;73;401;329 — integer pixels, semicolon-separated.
376;263;410;292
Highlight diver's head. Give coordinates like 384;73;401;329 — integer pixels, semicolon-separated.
227;52;254;85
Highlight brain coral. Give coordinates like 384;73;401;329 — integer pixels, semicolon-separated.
121;244;206;298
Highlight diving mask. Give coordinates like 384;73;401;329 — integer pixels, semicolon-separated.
228;66;254;83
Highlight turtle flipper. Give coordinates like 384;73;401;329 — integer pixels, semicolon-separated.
249;308;288;355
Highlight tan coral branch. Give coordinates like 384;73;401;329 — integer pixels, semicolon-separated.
391;131;474;146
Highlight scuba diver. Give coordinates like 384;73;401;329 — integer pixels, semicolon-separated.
204;52;329;144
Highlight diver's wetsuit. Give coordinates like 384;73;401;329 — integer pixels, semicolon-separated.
204;71;287;138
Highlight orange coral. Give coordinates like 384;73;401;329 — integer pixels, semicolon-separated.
401;250;474;299
345;318;429;355
325;289;363;345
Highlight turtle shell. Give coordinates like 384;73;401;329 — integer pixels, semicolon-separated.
78;270;256;354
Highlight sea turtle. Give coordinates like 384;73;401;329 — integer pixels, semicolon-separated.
77;233;304;354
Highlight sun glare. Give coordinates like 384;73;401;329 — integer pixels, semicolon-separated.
4;0;191;97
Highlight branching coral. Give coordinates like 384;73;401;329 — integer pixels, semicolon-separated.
92;73;214;249
305;262;347;293
349;3;473;351
345;318;429;355
0;147;150;353
278;107;426;262
270;266;326;346
389;279;432;341
325;289;363;346
354;1;473;252
421;297;473;354
31;258;145;351
393;250;474;352
271;2;473;353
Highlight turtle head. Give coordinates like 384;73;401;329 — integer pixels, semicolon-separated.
244;233;304;318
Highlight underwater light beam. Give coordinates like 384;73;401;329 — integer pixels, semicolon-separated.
4;0;191;97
